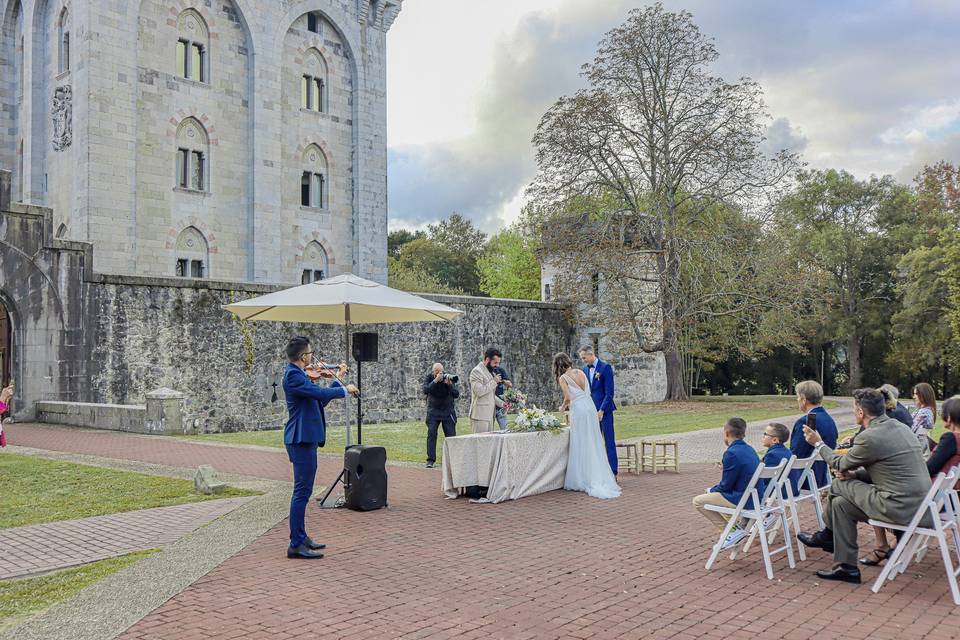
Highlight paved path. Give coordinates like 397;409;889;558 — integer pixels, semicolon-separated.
622;398;857;463
0;498;253;580
7;420;960;640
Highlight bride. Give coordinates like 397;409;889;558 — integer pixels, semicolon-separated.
554;353;621;499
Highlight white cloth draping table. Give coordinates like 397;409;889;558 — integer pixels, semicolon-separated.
441;429;570;503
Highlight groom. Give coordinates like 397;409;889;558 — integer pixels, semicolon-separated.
579;345;617;475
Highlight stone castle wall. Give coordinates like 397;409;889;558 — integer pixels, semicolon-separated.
1;199;668;433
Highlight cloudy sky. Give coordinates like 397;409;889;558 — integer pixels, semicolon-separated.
386;0;960;234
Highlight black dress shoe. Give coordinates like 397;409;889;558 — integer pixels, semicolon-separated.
797;530;834;553
304;537;326;550
816;564;861;584
287;544;324;559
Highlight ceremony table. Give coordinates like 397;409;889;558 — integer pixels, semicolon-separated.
441;429;570;503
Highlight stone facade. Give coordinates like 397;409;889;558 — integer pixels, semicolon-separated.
1;200;578;431
0;0;399;284
540;254;668;404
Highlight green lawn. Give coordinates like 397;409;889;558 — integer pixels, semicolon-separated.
185;395;832;464
0;454;258;529
0;550;156;633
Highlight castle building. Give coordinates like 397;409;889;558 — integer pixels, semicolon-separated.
1;0;401;284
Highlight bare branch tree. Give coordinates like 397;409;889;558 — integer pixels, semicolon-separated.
528;3;799;399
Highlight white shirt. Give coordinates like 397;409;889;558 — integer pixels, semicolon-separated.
588;365;596;381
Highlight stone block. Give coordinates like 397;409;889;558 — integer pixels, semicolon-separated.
194;465;226;495
144;387;189;435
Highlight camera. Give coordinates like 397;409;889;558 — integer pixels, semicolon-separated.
442;373;459;383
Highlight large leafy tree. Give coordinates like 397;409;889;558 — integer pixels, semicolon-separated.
478;225;541;300
387;229;425;258
890;162;960;393
387;214;488;295
776;169;912;390
528;4;796;399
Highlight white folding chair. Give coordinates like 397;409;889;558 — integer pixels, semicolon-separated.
790;453;828;531
869;467;960;605
704;459;796;580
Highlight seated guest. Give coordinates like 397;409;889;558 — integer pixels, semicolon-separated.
692;417;759;548
758;422;792;497
789;380;838;489
927;396;960;482
880;383;913;427
797;388;932;584
911;382;938;452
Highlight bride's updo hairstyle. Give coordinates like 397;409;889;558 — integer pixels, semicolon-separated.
553;352;573;382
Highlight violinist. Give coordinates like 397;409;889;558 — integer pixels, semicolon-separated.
282;336;358;560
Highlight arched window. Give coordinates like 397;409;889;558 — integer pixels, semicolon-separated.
176;10;208;83
300;49;328;113
175;226;209;278
300;144;327;208
175;118;209;192
57;8;69;74
55;223;68;238
300;241;329;283
306;11;322;34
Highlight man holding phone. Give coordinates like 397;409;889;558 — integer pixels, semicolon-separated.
790;380;838;488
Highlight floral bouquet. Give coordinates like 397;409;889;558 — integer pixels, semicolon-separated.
511;406;565;433
501;388;527;414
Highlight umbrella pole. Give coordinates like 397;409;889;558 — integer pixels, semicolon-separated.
344;319;352;448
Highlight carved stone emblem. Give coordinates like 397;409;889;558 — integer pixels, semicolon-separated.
51;85;73;151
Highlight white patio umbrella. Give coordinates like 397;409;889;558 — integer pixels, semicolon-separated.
223;273;463;444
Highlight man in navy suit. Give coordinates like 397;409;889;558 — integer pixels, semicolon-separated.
692;417;760;547
578;345;617;475
789;380;837;489
282;336;358;559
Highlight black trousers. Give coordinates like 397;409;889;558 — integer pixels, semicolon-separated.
426;414;457;463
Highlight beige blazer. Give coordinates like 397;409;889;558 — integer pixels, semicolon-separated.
469;361;499;423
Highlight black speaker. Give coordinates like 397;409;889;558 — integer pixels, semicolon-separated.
352;332;379;362
343;445;388;511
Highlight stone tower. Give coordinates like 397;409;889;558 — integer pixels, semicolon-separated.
0;0;402;284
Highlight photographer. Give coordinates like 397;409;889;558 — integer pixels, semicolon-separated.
423;362;460;468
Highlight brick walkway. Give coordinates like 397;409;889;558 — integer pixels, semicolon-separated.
8;422;960;640
0;498;253;579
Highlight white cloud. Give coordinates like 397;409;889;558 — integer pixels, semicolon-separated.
386;0;960;232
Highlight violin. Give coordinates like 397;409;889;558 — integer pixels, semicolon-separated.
305;358;347;382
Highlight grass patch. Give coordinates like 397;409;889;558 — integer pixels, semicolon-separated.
185;395;832;464
0;550;156;633
0;454;258;529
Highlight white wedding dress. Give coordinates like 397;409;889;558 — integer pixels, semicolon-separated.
562;371;621;499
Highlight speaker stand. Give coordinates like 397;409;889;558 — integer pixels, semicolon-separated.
317;466;346;509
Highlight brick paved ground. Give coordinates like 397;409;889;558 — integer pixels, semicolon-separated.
0;497;253;579
7;423;960;640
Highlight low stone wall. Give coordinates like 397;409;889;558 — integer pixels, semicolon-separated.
36;401;146;433
35;389;189;435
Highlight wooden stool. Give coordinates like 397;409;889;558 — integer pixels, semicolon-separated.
640;440;680;474
615;442;639;475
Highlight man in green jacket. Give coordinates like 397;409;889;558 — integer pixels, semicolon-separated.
797;388;931;583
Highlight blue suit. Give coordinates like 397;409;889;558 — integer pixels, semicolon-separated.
758;442;791;499
282;363;347;548
789;406;837;490
584;359;617;474
710;439;760;508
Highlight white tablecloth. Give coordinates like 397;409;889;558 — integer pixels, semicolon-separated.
441;429;570;503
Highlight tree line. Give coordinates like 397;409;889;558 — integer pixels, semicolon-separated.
389;3;960;401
